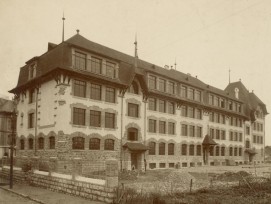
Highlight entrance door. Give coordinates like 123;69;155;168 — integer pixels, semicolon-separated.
131;153;137;170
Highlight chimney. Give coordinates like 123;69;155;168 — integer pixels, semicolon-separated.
48;43;57;51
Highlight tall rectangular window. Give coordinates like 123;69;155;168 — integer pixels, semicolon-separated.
105;87;115;103
168;122;175;135
181;86;187;98
168;81;174;94
149;119;156;133
188;88;194;100
90;83;102;100
73;79;86;97
181;105;187;117
73;108;85;126
195;108;202;119
189;125;195;137
221;130;226;140
181;124;188;136
168;102;175;114
195;90;201;102
29;89;36;104
28;113;35;128
159;79;166;92
149;75;156;89
197;126;202;137
128;103;139;117
106;61;115;78
214;96;219;106
149;142;156;155
91;57;102;74
209;94;213;105
90;110;101;127
105;113;115;128
148;97;156;111
188;107;194;118
246;126;250;135
75;51;86;70
159;100;166;113
159;121;166;134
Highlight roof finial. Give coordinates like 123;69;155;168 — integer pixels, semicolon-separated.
229;68;231;84
76;29;80;34
134;33;138;68
174;58;177;70
62;12;65;42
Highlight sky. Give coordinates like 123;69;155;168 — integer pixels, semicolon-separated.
0;0;270;144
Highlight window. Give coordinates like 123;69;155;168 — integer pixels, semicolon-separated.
105;87;115;103
234;147;238;156
181;144;187;155
106;61;115;78
195;90;201;102
229;131;233;141
28;113;35;128
148;98;156;111
29;89;36;103
168;143;174;155
229;101;233;110
149;75;157;89
159;79;166;92
181;105;187;117
90;83;102;100
128;128;138;141
168;82;175;94
239;133;243;142
245;140;250;148
72;137;85;150
128;103;139;117
159;100;166;113
73;80;86;97
20;139;25;150
220;115;225;124
104;139;114;150
149;119;156;133
181;124;188;136
216;129;220;140
209;112;214;122
195;108;202;119
239;147;242;156
188;88;194;100
214;96;219;106
49;136;55;149
159;121;166;134
28;138;33;150
38;137;44;149
221;130;226;140
90;110;101;127
91;57;102;74
221;147;225;156
188;107;194;118
75;51;86;70
73;108;85;125
168;102;175;114
105;113;115;128
181;86;187;98
197;126;202;138
196;145;201;156
29;63;36;79
149;142;156;155
189;125;195;137
229;147;233;156
215;146;220;156
89;138;100;150
189;144;194;156
159;143;165;155
209;94;213;105
210;128;215;139
168;122;175;135
128;81;139;94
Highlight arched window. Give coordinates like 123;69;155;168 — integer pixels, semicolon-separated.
72;137;85;150
127;128;138;141
149;142;155;155
168;143;174;155
234;147;238;156
181;144;187;155
221;146;225;156
128;81;139;94
229;147;233;156
196;145;201;156
104;139;114;150
245;140;250;148
20;139;25;150
159;142;165;155
239;147;242;156
215;146;220;156
189;144;194;156
38;137;44;149
49;136;55;149
28;138;33;150
89;138;100;150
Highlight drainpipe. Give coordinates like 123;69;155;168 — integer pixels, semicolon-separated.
120;93;124;171
34;87;39;156
263;117;265;163
143;98;147;170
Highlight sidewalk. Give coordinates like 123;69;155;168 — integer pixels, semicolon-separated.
0;181;106;204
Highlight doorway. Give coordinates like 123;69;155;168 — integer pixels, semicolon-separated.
131;153;137;170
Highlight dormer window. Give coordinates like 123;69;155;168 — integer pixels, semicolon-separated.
29;63;36;80
91;57;102;74
159;79;166;92
106;61;116;78
168;81;175;94
74;51;86;70
128;81;139;94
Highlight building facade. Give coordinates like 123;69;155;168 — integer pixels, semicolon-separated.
10;33;268;174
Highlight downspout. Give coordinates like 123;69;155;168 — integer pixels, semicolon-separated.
120;93;124;171
263;117;265;162
34;87;39;156
143;98;147;166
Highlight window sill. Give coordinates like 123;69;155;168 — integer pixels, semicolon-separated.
72;124;87;128
104;127;116;131
89;126;102;130
127;116;141;120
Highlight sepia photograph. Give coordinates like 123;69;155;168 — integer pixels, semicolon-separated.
0;0;271;203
